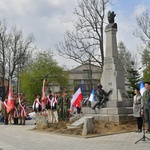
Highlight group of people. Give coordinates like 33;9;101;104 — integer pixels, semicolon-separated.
1;93;28;125
133;82;150;133
32;90;73;124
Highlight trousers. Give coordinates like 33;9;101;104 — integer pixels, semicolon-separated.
136;117;143;130
144;107;150;130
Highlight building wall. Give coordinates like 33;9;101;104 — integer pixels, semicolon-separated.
69;64;101;95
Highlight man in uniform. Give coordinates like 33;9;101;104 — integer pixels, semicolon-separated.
62;91;71;121
13;93;19;125
18;93;28;125
141;82;150;133
3;96;8;125
46;91;53;123
56;91;63;120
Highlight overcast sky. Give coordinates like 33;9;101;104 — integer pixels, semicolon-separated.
0;0;149;69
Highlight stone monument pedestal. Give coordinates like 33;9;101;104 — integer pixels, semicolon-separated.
82;19;133;123
99;21;133;122
71;12;133;124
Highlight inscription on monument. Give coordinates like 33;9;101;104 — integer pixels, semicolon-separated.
104;57;113;70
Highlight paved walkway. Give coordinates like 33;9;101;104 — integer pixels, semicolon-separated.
0;120;150;150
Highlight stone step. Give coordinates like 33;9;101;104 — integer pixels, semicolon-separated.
69;113;135;126
68;116;93;129
82;107;133;115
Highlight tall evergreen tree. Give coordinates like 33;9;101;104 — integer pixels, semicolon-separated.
118;41;140;98
126;61;141;98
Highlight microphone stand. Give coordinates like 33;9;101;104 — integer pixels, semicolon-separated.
135;107;150;144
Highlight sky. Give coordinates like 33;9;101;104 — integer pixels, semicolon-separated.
0;0;149;69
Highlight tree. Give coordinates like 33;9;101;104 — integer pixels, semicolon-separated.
0;20;8;86
0;20;34;92
19;51;69;104
118;41;134;73
57;0;110;68
118;41;140;98
134;10;150;81
126;62;141;98
134;10;150;43
138;44;150;82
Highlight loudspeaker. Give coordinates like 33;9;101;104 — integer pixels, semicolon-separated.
0;86;5;101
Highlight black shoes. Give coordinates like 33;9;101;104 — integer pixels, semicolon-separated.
135;129;142;133
146;130;150;134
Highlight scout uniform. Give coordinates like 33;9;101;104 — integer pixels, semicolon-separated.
18;94;28;125
62;91;71;121
56;92;63;120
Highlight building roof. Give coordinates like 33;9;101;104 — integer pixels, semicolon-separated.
70;64;101;73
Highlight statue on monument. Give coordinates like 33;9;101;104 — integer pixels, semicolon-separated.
108;11;116;24
106;11;117;29
92;84;112;110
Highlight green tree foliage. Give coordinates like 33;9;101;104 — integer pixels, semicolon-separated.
143;62;150;82
141;44;150;81
126;62;141;98
118;41;133;73
19;51;69;104
118;41;140;98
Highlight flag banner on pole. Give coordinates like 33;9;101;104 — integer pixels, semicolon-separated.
70;87;82;109
89;89;95;102
6;85;14;113
140;80;146;96
42;79;46;106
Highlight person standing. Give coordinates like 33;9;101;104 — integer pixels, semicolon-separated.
13;93;19;125
46;91;53;123
141;82;150;133
52;92;58;123
18;93;28;125
133;88;143;132
62;91;71;121
33;94;42;125
56;91;63;120
2;97;8;125
33;94;42;115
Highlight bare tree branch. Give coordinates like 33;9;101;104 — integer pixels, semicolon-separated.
57;0;110;68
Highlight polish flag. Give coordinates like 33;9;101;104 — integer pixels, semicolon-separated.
71;88;82;109
7;85;14;113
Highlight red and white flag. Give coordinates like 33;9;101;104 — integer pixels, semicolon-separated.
6;84;14;113
42;79;46;99
42;79;46;105
41;79;46;110
70;87;82;109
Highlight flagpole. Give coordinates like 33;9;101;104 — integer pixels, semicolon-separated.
9;76;11;93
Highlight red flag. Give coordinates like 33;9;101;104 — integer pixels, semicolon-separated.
71;88;82;108
41;79;46;105
7;85;14;113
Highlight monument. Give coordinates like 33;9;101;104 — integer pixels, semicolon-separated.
100;11;133;122
70;11;133;126
101;11;129;102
